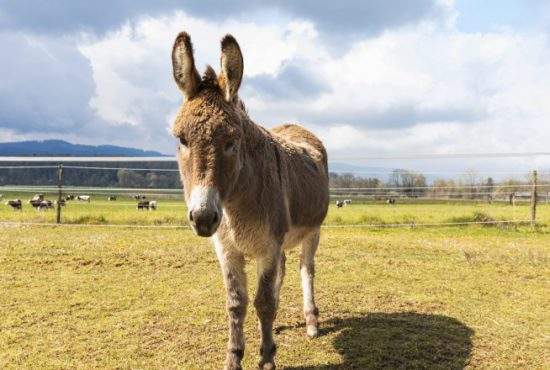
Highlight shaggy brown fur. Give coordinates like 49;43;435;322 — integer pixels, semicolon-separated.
171;32;329;370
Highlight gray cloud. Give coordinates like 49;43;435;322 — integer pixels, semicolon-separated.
275;0;447;37
0;32;174;152
0;1;447;37
243;60;330;101
248;102;488;130
0;33;96;133
304;104;488;129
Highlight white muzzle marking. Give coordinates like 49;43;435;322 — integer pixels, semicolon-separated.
187;186;222;236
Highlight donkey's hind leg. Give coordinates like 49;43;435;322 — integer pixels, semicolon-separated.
300;228;320;338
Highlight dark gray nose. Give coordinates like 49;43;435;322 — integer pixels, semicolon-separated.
188;209;220;237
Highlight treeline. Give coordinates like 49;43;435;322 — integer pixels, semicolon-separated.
329;169;427;195
0;161;180;188
1;162;548;198
330;169;549;199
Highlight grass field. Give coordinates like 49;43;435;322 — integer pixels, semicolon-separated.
1;190;548;227
0;196;548;368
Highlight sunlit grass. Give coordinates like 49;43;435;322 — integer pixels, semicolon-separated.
0;219;548;367
1;191;548;230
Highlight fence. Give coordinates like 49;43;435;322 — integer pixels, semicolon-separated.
0;155;548;229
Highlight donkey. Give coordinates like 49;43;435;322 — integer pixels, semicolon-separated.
171;32;329;369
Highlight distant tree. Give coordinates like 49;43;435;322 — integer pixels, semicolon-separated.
386;169;426;196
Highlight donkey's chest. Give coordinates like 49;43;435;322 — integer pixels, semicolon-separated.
216;216;275;256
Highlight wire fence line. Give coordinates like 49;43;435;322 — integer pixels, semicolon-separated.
0;219;534;230
0;156;545;229
1;151;549;162
0;162;547;175
62;165;180;172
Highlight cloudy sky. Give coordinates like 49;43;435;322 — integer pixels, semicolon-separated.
1;0;549;174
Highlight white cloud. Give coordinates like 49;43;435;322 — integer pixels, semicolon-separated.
9;5;546;171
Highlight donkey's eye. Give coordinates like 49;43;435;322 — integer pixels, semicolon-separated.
224;141;236;153
179;137;188;147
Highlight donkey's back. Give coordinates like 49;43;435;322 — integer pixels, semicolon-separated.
271;124;329;228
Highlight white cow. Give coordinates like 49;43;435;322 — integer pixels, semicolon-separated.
76;195;91;202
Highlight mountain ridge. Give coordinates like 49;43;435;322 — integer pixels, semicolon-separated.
0;139;167;157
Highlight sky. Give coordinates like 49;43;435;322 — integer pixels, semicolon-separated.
0;0;549;176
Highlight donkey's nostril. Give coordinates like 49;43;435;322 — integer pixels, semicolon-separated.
212;211;219;225
188;210;194;222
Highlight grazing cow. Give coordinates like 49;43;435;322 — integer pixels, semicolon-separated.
29;197;43;208
148;200;157;210
386;198;396;204
65;195;75;201
170;33;329;369
343;199;352;206
137;200;150;210
336;200;344;208
31;194;44;202
5;199;22;210
76;195;90;202
107;196;117;201
37;200;53;211
133;194;147;200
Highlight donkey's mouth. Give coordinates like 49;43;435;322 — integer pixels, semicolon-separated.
188;209;221;237
192;222;219;237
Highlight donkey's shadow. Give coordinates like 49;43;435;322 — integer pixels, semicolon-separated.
280;312;473;369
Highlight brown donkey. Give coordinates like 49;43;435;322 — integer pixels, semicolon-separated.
171;32;329;369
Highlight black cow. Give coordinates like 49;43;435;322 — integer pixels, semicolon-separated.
6;199;22;210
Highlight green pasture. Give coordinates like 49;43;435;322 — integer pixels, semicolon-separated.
0;190;548;229
0;225;547;368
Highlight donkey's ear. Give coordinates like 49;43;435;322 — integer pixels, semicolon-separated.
172;32;201;99
219;34;243;102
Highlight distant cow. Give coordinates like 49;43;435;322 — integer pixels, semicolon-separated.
137;200;157;211
29;195;44;208
133;194;147;200
343;199;352;206
76;195;90;202
65;195;75;201
31;194;44;202
137;200;149;210
36;200;53;211
336;200;344;208
5;199;22;210
386;198;396;205
107;196;117;201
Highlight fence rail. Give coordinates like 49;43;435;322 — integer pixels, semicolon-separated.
0;158;546;229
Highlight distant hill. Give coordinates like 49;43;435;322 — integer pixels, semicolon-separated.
0;139;167;157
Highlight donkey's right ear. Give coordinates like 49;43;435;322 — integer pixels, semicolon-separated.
172;32;201;99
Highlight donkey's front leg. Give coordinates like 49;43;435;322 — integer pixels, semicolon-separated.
255;251;284;369
215;243;248;370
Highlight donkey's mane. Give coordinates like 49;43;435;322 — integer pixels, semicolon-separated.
201;65;219;88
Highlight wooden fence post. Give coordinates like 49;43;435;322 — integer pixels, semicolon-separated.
531;170;537;227
56;164;63;224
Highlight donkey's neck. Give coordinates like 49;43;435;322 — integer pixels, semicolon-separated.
224;115;281;217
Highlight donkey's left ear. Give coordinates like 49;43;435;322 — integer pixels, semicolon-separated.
219;34;243;102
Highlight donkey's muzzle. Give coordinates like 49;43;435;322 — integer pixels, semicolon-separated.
188;209;220;237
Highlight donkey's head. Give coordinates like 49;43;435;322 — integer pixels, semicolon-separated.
171;32;245;237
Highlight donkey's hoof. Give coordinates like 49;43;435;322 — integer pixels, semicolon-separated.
225;363;242;370
224;363;242;370
225;349;244;370
258;361;275;370
306;324;319;338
